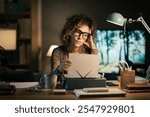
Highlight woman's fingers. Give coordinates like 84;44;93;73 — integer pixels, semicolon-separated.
65;60;72;66
63;60;72;70
58;59;72;72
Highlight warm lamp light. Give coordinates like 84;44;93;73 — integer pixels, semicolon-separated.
0;29;16;50
46;45;58;57
0;29;16;67
106;12;150;34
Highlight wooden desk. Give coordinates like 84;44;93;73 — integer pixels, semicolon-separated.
0;87;150;100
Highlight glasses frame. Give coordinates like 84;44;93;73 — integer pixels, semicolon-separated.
73;28;91;40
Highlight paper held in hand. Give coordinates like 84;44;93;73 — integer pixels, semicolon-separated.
65;53;100;78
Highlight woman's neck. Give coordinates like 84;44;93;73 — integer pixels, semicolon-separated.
69;45;82;53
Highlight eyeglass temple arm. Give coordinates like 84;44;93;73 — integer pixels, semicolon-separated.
76;70;83;78
83;70;92;78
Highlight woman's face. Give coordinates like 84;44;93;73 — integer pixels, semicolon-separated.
71;25;91;48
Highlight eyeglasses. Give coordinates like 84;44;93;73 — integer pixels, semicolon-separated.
73;28;91;40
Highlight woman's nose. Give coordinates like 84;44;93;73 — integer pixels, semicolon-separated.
77;34;83;40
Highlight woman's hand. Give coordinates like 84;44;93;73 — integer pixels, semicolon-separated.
57;59;72;73
84;35;97;49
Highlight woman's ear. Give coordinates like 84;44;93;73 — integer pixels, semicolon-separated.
63;34;72;45
64;34;71;40
66;34;72;42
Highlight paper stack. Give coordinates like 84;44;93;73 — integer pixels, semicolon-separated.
74;87;126;98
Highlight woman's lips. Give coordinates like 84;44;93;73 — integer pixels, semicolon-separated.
75;40;82;44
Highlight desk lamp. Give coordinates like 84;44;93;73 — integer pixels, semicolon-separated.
106;12;150;34
0;29;16;67
106;12;150;81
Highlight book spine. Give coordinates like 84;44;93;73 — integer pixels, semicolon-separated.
18;18;31;39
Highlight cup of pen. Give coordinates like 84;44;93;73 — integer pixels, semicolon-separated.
40;74;57;91
118;61;135;89
120;70;135;89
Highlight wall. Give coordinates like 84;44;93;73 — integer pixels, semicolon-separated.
30;0;42;72
41;0;150;74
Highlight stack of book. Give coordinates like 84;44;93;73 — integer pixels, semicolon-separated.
125;83;150;92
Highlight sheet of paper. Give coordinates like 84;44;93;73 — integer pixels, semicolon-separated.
10;82;39;88
66;53;100;78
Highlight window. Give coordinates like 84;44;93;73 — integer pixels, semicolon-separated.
95;29;146;75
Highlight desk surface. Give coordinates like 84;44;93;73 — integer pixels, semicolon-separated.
0;86;150;100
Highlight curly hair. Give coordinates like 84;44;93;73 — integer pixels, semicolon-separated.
60;14;96;46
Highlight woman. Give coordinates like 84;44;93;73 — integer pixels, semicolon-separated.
50;14;98;77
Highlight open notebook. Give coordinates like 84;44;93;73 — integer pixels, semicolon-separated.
64;53;100;78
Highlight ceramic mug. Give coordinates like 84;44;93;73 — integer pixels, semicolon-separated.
40;74;57;89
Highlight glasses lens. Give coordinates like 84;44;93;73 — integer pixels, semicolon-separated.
82;32;90;39
73;29;91;39
74;29;81;36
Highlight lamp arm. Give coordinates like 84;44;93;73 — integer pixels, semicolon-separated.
137;16;150;81
137;16;150;34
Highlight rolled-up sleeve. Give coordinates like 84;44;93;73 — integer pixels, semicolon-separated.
50;48;61;75
91;48;98;54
